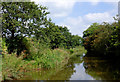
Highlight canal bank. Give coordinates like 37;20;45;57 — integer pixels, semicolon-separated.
20;52;120;80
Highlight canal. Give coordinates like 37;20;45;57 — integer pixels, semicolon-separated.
20;53;120;80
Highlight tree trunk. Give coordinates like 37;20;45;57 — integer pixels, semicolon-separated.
11;30;14;38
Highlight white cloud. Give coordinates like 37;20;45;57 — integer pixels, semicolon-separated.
31;0;119;18
53;12;68;17
31;0;119;19
59;12;115;36
88;0;100;6
58;16;86;36
85;12;114;23
31;0;118;36
46;1;75;18
31;0;77;18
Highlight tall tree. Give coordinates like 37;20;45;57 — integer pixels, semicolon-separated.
2;2;50;54
2;2;50;38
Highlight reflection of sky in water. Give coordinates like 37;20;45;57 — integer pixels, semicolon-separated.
70;62;94;80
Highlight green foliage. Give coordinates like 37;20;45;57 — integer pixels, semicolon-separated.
2;45;85;80
0;38;2;55
83;16;120;57
34;48;69;68
3;53;26;80
2;2;49;38
23;38;71;68
34;22;82;49
70;46;87;57
5;35;27;55
69;49;74;54
22;38;49;60
83;23;100;38
1;2;84;80
2;2;50;54
2;38;7;53
2;2;82;55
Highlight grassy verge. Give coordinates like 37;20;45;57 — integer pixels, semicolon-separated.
2;38;86;80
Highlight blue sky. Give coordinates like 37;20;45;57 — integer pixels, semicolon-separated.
32;0;118;36
70;2;115;16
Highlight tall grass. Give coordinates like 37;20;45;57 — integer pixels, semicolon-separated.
35;48;70;68
2;48;71;80
2;52;42;80
2;37;86;80
23;38;71;68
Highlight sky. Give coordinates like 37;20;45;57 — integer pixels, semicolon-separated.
31;0;119;37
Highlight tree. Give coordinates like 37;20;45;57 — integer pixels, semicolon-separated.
34;21;83;49
2;2;83;54
2;2;50;54
83;16;120;57
2;2;49;38
83;23;100;51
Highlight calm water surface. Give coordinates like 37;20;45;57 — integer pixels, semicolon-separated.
20;53;120;80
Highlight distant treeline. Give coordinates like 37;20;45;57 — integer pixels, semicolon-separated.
83;17;120;57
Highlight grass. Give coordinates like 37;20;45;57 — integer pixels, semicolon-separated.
2;38;86;80
35;48;69;68
3;53;29;80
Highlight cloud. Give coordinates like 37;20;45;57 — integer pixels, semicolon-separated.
46;1;75;18
31;0;118;36
58;16;87;36
59;12;115;36
85;12;114;23
52;12;68;17
31;0;119;18
31;0;77;18
88;0;100;6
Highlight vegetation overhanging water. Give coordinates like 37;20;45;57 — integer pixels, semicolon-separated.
1;2;120;81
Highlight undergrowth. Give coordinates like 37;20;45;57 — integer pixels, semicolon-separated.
2;38;86;80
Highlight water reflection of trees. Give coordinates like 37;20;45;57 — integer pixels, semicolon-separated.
83;54;120;80
21;55;83;80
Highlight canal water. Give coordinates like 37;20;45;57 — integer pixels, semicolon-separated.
20;53;120;80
